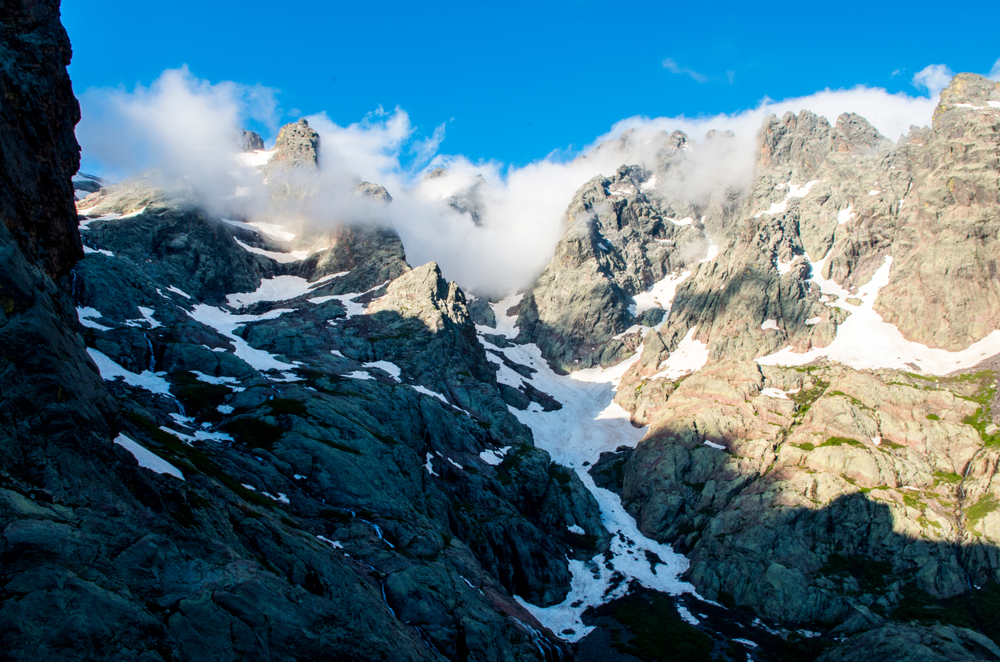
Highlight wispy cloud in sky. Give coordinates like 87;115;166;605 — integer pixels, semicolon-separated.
912;64;955;96
663;58;709;83
989;58;1000;81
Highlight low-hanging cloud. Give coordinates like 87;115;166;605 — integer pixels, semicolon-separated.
77;63;971;296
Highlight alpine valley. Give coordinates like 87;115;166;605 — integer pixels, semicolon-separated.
5;3;1000;661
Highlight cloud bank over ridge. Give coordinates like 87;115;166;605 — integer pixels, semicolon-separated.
75;63;977;295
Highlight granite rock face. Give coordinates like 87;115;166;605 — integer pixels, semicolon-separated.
517;164;724;373
0;0;83;282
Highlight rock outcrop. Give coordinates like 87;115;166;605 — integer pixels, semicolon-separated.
0;0;83;282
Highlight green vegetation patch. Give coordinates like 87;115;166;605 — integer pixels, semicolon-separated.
893;580;1000;646
789;377;831;416
267;398;309;417
821;436;865;448
820;553;893;592
926;413;941;421
967;495;999;524
122;411;272;508
220;417;283;451
589;588;713;662
934;471;962;484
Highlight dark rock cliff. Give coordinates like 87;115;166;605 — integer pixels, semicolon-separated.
0;0;83;283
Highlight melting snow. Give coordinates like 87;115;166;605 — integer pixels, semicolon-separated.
87;348;172;395
166;285;192;299
114;434;184;480
187;305;297;372
479;310;697;641
82;245;114;257
77;307;112;331
761;319;780;332
363;361;401;382
191;371;239;385
667;217;694;226
651;328;710;381
754;180;819;218
412;385;449;404
837;206;854;225
757;255;1000;374
235;238;311;263
805;316;822;325
703;440;726;450
490;292;524;339
630;270;691;317
567;524;585;535
479;446;511;466
226;274;342;308
345;371;374;381
760;388;788;399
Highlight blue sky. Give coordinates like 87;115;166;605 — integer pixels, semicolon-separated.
64;0;999;168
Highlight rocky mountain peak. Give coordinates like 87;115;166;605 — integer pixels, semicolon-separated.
938;72;1000;109
239;128;265;152
354;181;393;203
269;118;320;170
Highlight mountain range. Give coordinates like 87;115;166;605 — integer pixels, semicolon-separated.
4;3;1000;661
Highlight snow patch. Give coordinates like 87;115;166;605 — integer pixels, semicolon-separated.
82;245;114;257
226;274;342;308
345;371;374;381
87;348;172;395
757;255;1000;374
190;371;238;385
424;453;439;477
490;292;524;338
412;385;449;404
187;305;297;372
77;307;112;331
754;180;819;218
234;238;311;263
317;535;343;549
761;319;780;332
837;205;854;225
479;446;511;466
114;434;184;480
499;338;695;641
166;285;192;299
651;328;709;381
760;387;788;399
567;524;585;535
630;270;691;316
363;361;401;382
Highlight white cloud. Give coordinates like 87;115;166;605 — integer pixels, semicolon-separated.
77;66;279;183
912;63;954;97
663;58;709;83
77;66;949;296
989;58;1000;82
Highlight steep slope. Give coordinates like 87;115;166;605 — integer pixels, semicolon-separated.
505;74;1000;661
0;7;615;660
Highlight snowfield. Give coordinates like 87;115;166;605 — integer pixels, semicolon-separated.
483;298;697;641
